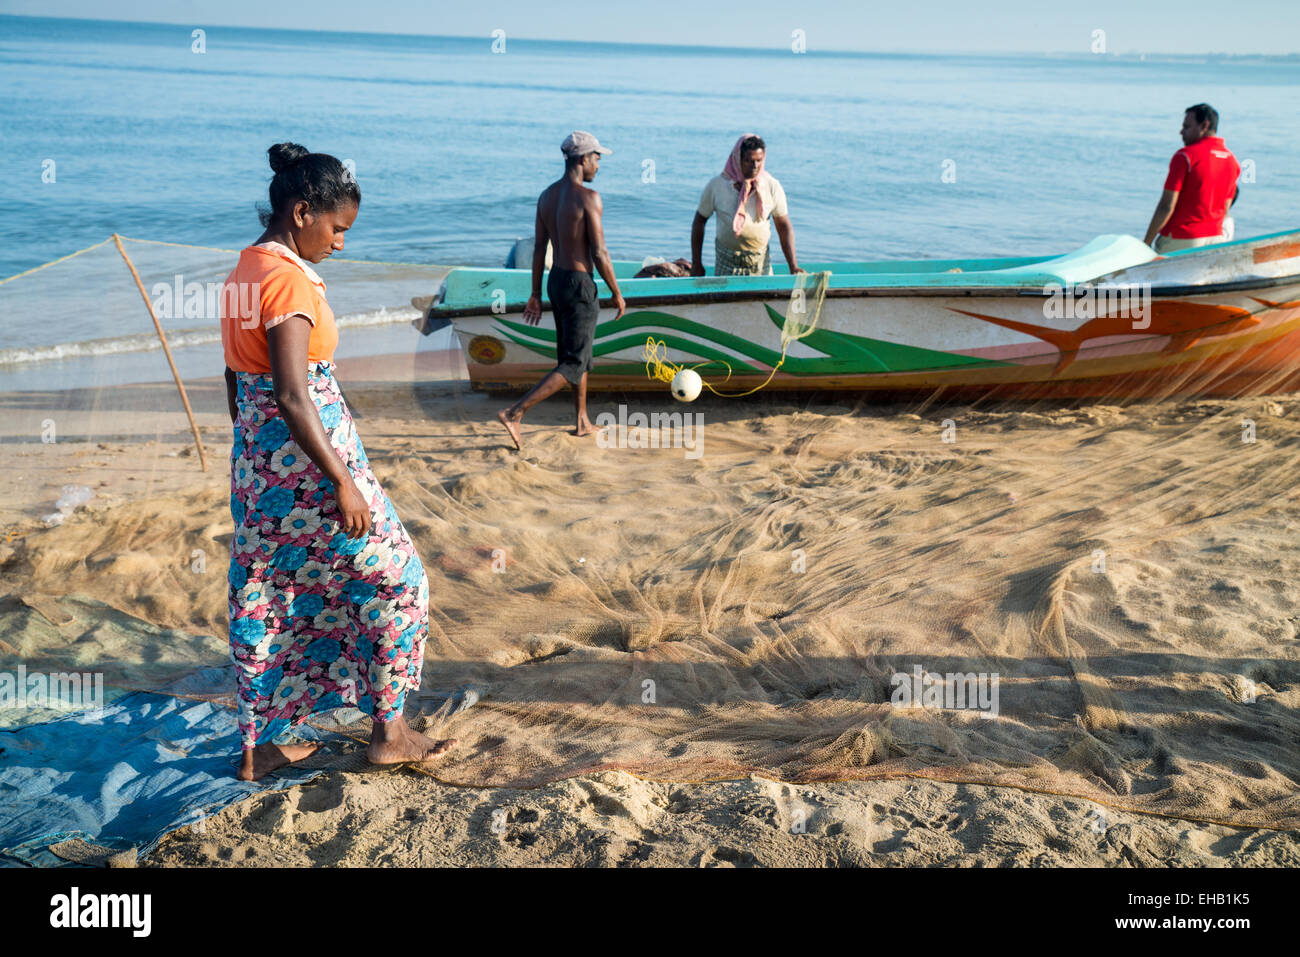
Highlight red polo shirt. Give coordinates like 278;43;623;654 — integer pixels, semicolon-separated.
1161;135;1240;239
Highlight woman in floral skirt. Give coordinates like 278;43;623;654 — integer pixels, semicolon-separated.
220;142;454;780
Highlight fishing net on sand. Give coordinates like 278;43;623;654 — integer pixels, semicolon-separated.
3;237;1300;834
376;384;1300;831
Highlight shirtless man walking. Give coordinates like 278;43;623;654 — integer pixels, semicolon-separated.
498;130;626;451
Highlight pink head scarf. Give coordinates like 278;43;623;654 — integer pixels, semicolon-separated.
722;133;771;237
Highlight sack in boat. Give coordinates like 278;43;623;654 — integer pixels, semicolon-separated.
634;257;693;278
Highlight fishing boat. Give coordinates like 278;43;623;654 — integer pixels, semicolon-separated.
416;229;1300;399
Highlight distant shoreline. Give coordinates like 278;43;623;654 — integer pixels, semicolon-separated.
4;13;1298;61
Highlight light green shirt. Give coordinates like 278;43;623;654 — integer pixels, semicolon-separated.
697;174;789;254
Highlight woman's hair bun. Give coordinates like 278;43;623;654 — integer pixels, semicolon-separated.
259;141;359;228
267;142;310;174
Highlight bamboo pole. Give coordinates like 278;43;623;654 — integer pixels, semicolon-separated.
112;233;209;472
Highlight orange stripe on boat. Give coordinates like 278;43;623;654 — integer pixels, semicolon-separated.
1253;242;1300;264
949;302;1260;374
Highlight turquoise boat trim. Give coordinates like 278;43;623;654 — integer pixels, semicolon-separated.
1158;224;1300;256
435;234;1203;313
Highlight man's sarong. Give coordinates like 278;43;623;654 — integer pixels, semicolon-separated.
547;266;600;385
1153;234;1225;254
713;243;772;276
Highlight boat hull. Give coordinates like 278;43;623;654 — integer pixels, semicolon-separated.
431;231;1300;399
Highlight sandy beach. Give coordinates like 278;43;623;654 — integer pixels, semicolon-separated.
2;356;1298;866
146;769;1299;867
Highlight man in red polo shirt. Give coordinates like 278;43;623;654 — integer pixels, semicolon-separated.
1143;103;1240;253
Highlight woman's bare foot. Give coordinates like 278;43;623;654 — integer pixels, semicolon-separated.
367;714;458;766
572;416;599;437
237;741;323;781
497;408;523;451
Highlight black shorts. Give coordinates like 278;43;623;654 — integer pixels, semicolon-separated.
546;267;599;385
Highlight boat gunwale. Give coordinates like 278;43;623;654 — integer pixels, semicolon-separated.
428;271;1300;320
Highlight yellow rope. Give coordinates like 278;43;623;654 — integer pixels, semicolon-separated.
118;236;242;255
642;270;830;398
115;234;442;267
0;236;114;286
643;335;785;397
0;234;448;286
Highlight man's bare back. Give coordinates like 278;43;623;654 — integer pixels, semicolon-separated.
538;178;600;273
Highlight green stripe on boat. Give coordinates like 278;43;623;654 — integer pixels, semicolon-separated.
493;306;1009;376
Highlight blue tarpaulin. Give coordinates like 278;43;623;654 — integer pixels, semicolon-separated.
0;690;329;866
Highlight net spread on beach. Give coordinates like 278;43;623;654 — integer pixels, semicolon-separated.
2;239;1298;834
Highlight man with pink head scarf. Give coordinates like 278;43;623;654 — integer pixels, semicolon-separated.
691;133;804;277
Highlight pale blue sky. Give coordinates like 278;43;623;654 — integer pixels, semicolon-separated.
1;0;1297;54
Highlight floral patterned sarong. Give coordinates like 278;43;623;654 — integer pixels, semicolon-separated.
227;361;428;750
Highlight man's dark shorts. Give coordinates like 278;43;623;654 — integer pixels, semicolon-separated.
547;267;600;385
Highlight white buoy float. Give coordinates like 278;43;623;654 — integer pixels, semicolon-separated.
671;368;702;403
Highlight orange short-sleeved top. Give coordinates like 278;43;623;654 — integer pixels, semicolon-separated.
220;242;338;373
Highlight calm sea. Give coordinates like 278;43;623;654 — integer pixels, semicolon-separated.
1;14;1298;387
